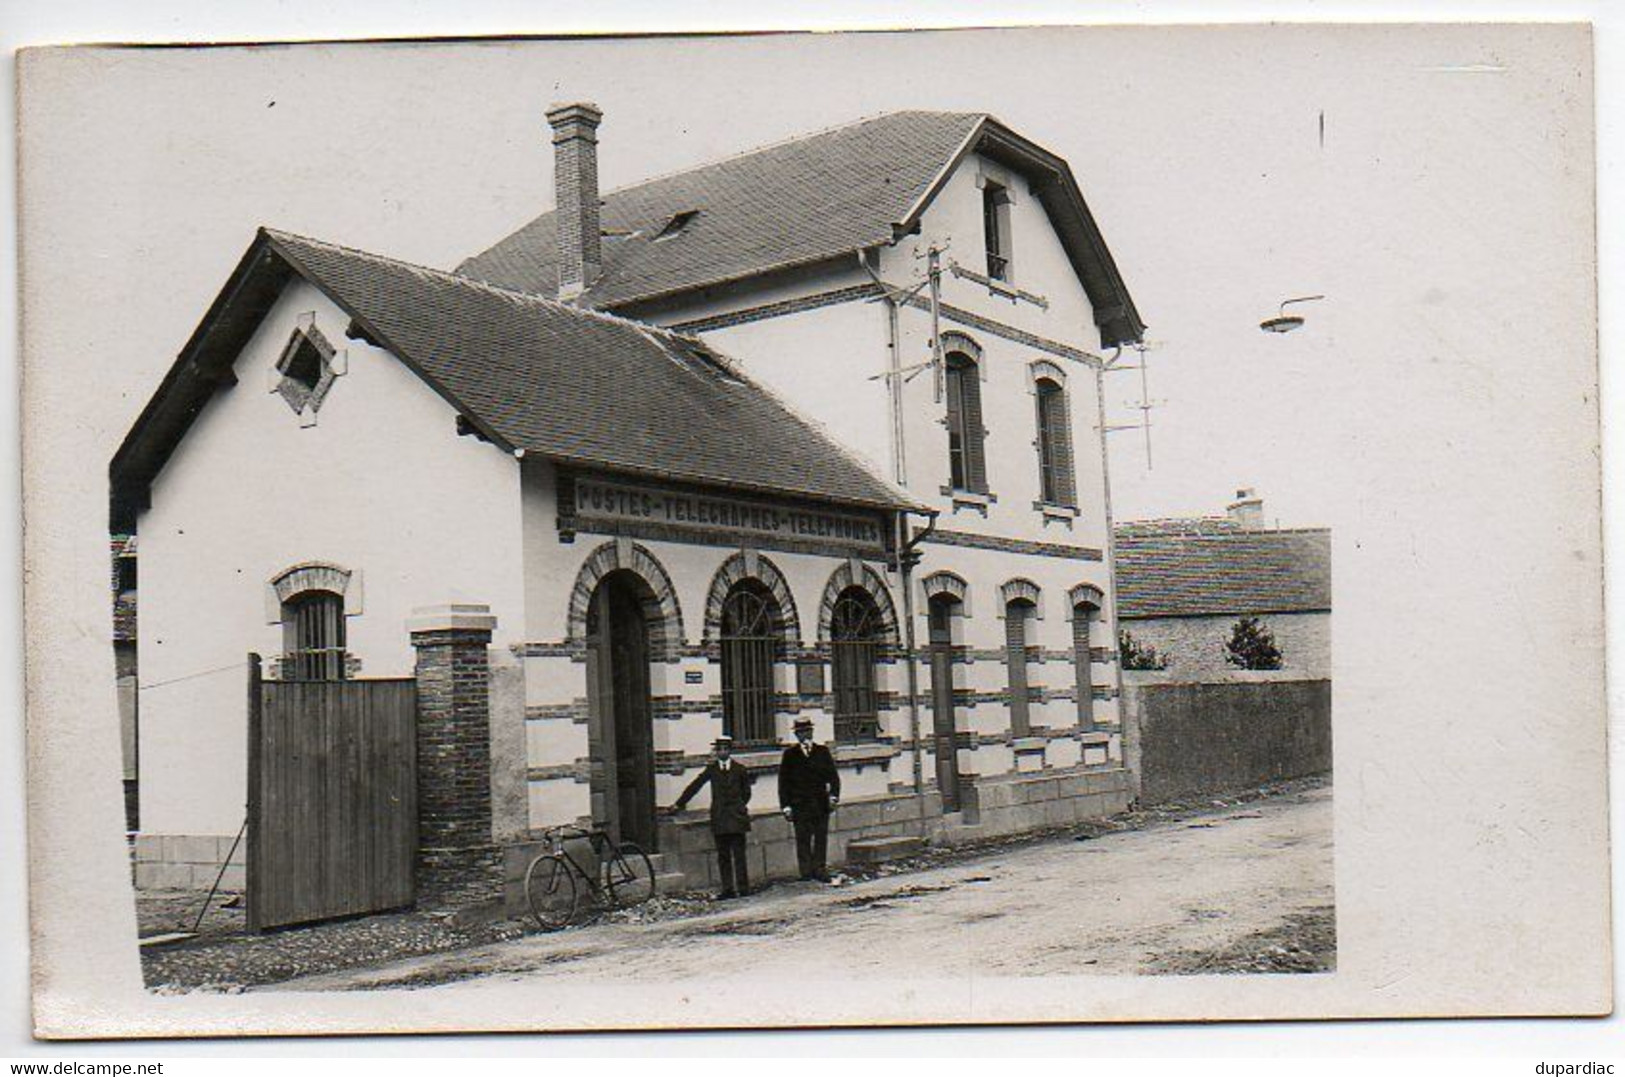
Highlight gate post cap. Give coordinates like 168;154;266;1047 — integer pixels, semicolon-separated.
408;603;498;635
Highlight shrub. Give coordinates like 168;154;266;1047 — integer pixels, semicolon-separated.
1224;616;1283;670
1119;628;1168;671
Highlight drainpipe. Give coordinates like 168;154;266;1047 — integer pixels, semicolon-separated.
895;508;938;813
1095;352;1136;803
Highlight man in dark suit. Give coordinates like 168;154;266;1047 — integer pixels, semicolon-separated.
778;717;841;881
670;735;754;899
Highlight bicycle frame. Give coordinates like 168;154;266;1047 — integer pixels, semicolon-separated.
540;825;620;901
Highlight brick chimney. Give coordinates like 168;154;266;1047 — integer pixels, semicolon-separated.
546;102;604;301
1226;487;1265;530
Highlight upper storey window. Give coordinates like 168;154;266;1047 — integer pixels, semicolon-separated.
945;352;988;495
1035;377;1077;506
982;181;1012;281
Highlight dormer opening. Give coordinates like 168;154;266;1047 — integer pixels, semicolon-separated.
654;209;700;241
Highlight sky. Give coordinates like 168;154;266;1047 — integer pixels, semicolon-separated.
17;24;1593;534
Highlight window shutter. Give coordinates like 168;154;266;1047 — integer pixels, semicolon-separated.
1073;605;1094;730
1051;386;1076;507
962;366;988;494
1006;603;1030;737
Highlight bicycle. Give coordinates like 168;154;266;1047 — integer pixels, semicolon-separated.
523;824;657;930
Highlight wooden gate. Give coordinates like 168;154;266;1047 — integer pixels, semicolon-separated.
246;655;417;930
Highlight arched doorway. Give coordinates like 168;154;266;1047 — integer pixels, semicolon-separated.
585;570;657;850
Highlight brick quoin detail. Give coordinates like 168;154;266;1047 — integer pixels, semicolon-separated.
410;606;502;907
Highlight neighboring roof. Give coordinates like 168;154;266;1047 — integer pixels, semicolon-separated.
1113;523;1332;619
111;535;136;642
113;594;137;643
110;229;924;528
456;110;1145;346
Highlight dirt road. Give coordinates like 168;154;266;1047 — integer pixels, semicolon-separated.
284;784;1332;991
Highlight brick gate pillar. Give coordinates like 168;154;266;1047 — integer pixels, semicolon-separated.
409;602;503;909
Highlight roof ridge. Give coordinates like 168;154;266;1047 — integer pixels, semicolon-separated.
1117;532;1330;543
263;226;706;343
582;109;987;206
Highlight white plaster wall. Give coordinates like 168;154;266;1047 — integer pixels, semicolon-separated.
691;299;896;486
137;277;524;838
885;152;1100;343
881;153;1113;554
641;261;875;325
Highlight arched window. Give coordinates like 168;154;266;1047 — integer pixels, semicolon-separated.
946;353;987;494
830;586;882;743
1035;377;1076;506
720;580;782;745
282;589;346;681
1005;598;1036;736
1073;600;1099;731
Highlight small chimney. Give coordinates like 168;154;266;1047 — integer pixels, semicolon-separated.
1226;487;1265;530
546;102;604;301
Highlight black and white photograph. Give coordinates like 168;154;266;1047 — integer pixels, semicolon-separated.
16;18;1609;1038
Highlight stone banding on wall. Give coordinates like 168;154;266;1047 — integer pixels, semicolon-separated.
938;329;987;378
564;539;685;657
265;559;362;621
815;560;901;644
702;550;803;645
919;569;972;617
1068;582;1105;613
999;577;1044;618
920;528;1103;562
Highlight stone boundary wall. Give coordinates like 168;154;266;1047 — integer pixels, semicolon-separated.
1122;676;1331;804
132;833;245;891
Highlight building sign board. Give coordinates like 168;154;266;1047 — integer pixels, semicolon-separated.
567;474;888;556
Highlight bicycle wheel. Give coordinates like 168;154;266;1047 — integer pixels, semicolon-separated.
524;853;578;931
605;842;657;908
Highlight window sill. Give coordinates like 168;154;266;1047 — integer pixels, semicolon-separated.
728;741;899;769
833;741;902;766
947;261;1050;310
941;487;996;516
1076;730;1112;746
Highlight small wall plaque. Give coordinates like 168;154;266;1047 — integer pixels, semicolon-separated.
796;661;825;696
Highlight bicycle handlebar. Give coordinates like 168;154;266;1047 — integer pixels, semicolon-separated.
541;823;609;842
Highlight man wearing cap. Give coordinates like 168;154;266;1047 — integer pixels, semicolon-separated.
670;735;754;899
778;718;841;881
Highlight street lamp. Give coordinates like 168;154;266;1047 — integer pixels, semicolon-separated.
1260;294;1325;333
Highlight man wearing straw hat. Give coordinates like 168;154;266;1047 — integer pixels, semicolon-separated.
670;735;755;900
778;717;841;881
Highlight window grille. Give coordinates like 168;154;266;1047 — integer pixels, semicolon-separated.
720;582;780;746
830;587;882;743
945;353;988;494
283;590;346;681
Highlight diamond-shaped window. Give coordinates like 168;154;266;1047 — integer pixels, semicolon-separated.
275;324;338;415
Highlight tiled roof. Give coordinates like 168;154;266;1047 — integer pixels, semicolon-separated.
264;230;919;510
457;111;985;310
1114;516;1244;539
1113;524;1332;618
